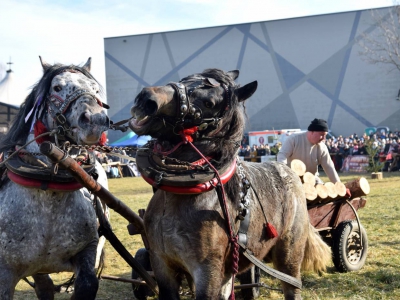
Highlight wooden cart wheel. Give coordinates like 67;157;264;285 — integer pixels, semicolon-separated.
332;220;368;272
238;266;260;299
131;248;154;300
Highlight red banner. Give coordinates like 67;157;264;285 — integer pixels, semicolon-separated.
341;155;369;173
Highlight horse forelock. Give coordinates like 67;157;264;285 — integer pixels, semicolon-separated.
0;63;103;154
181;68;237;87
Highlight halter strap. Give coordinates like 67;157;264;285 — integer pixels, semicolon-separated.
167;77;231;136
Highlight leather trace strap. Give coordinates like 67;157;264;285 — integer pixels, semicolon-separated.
239;242;302;289
94;196;159;295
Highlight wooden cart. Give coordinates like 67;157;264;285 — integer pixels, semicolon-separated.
238;196;368;299
308;196;368;272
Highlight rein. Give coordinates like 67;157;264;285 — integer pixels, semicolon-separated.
0;130;58;168
181;128;239;300
149;125;239;299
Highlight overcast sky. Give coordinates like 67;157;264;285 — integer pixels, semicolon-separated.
0;0;394;105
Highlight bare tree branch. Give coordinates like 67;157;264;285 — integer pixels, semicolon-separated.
359;5;400;72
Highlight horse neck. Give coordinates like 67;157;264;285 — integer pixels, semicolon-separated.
25;134;41;153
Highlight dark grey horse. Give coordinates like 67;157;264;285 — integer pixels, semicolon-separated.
129;69;331;299
0;57;109;299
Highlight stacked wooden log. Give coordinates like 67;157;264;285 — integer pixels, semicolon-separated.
290;159;370;204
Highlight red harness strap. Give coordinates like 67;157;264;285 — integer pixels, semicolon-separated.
7;170;83;192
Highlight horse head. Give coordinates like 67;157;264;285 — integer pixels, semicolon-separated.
38;57;110;145
0;57;110;154
129;69;257;164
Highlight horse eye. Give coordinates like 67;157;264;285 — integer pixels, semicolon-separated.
204;101;213;108
53;85;62;92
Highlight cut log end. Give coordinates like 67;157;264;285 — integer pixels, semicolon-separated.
315;183;328;199
324;182;338;199
345;177;370;198
335;181;347;197
303;182;317;201
302;172;316;185
291;159;306;177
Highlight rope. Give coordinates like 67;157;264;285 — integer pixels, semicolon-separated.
0;129;58;167
179;126;239;300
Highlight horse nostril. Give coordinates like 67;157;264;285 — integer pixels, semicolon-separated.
79;112;91;126
144;100;158;116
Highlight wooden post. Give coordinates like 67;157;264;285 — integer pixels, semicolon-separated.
371;172;383;180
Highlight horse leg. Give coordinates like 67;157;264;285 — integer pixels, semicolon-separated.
70;241;99;300
0;267;18;300
191;265;225;300
32;274;54;300
149;253;181;300
273;239;303;300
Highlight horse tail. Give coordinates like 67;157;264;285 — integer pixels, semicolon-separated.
301;223;331;273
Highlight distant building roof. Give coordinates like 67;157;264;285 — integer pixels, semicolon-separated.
0;101;19;136
0;69;16;105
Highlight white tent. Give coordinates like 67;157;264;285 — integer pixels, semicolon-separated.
0;69;15;105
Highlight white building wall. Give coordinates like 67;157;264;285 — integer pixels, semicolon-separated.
104;7;400;142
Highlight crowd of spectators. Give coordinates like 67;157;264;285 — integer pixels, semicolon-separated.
238;129;400;172
96;149;139;178
325;130;400;172
238;142;282;160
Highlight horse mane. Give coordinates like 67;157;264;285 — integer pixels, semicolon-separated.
185;69;248;205
0;63;103;154
182;68;237;87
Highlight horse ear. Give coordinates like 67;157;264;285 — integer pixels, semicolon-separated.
236;81;258;102
227;70;239;80
39;56;51;71
83;57;92;72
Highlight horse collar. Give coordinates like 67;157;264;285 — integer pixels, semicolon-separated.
141;159;237;194
136;145;237;194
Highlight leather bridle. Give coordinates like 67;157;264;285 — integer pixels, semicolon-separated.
167;76;231;136
44;69;109;142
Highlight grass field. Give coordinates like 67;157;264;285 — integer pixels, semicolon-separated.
15;171;400;299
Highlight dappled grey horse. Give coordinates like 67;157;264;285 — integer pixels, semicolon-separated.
0;57;110;299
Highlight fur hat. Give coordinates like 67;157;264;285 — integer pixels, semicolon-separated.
307;118;329;132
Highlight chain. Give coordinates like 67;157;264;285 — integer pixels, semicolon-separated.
161;155;211;171
65;144;139;153
236;157;251;220
6;144;141;159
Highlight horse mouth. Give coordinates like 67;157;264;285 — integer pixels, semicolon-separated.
129;115;150;131
71;127;104;145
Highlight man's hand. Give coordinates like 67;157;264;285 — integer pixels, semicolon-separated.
345;188;351;198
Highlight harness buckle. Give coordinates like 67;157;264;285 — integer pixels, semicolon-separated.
55;113;67;125
154;172;163;187
57;126;66;136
